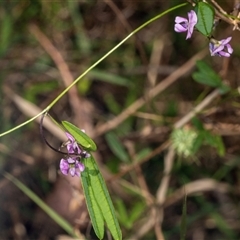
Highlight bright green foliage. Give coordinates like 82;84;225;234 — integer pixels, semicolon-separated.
195;2;214;37
62;121;97;151
192;60;230;94
81;156;122;240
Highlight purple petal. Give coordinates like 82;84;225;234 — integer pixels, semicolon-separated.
226;44;233;54
188;10;198;25
186;10;197;39
219;51;230;57
211;45;225;56
69;167;76;177
66;132;74;143
77;162;85;172
67;141;81;154
219;37;232;45
67;157;75;163
60;159;69;175
174;23;187;33
175;16;188;24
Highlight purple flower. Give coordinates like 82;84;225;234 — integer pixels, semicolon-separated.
60;157;85;177
65;132;81;154
174;10;198;39
59;132;91;177
209;37;233;57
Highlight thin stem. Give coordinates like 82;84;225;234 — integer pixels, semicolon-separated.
39;112;67;155
0;3;187;138
40;113;84;157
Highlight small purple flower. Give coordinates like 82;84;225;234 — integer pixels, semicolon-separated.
209;37;233;57
60;157;85;177
59;132;91;177
65;132;81;154
174;10;198;39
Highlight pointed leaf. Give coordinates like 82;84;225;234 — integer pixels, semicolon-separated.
83;156;122;240
81;168;105;239
62;121;97;151
195;2;214;36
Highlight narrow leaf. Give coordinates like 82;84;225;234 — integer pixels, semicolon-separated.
83;156;122;240
195;2;214;36
81;169;105;239
62;121;97;151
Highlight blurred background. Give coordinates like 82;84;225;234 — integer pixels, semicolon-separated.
0;0;240;239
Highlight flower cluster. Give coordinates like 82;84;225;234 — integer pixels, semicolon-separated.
174;10;233;57
60;132;90;177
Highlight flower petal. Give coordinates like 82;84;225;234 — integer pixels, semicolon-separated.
66;132;74;142
219;37;232;45
175;16;188;24
188;10;198;25
78;162;85;172
226;44;233;54
67;157;75;163
174;23;187;33
69;167;76;177
60;159;69;175
219;51;230;57
186;10;197;39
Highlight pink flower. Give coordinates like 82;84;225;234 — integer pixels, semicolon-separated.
174;10;198;39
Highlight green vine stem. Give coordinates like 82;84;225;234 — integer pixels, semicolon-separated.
0;3;187;138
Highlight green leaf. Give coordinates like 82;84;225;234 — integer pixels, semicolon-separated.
81;167;105;239
62;121;97;151
4;172;79;239
195;2;214;36
82;156;122;240
192;61;222;87
193;61;231;94
105;132;129;162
